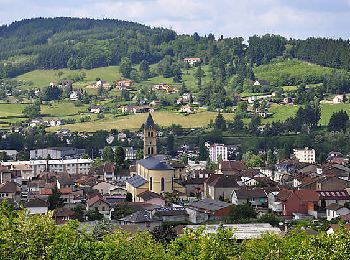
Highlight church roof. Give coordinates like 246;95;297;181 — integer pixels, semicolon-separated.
126;175;148;188
138;157;174;170
144;113;155;129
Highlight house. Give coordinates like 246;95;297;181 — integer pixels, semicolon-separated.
283;97;293;104
0;182;20;200
318;190;350;207
333;95;344;104
183;57;201;66
125;147;137;161
93;181;115;195
231;188;267;207
0;166;13;184
59;80;73;89
179;104;194;114
204;174;240;201
119;210;161;230
186;223;281;241
30;147;85;160
154;207;189;222
253;79;269;86
116;80;134;89
326;203;350;221
209;143;228;163
86;195;111;220
24;198;48;215
276;189;319;218
69;91;80;101
121;105;153;114
186;198;232;223
90;105;104;114
53;207;75;224
103;163;116;182
153;83;176;94
48;119;63;127
136;190;165;206
217;160;246;175
293;147;316;164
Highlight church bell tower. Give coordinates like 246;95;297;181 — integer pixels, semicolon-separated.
144;113;157;158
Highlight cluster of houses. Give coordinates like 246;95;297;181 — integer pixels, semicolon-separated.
1;114;350;237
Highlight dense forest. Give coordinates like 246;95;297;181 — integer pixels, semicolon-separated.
1;17;350;79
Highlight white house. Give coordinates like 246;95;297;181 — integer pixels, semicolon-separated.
209;144;228;163
293;147;316;164
333;95;344;104
183;57;201;66
25;198;48;215
326;203;350;221
69;91;80;101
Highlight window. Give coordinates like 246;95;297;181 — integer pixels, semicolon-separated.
151;147;154;154
150;177;153;191
161;177;165;191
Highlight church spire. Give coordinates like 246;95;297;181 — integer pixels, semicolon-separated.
144;112;155;129
143;113;157;158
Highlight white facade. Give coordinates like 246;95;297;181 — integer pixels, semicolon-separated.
125;147;137;160
2;159;92;176
293;147;316;163
326;207;350;221
209;144;228;163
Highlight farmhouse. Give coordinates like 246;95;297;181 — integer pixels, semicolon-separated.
183;57;201;66
116;79;134;89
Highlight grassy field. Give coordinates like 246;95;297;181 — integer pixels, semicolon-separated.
47;111;233;132
0;103;27;117
254;59;334;85
263;104;300;124
41;101;89;117
320;103;350;126
16;66;122;89
263;103;350;126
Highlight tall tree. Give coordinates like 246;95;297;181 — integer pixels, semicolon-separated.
102;146;115;162
119;57;132;78
328;110;349;132
115;146;125;166
214;113;226;130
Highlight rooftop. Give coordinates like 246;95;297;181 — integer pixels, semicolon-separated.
138;157;174;171
186;224;281;240
188;198;231;212
126;175;148;188
144;113;155;129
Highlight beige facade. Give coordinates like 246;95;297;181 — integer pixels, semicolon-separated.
144;113;157;158
293;147;316;163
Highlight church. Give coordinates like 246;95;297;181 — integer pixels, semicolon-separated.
126;113;186;202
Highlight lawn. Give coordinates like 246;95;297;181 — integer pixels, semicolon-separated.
16;66;121;89
41;101;89;117
254;58;335;85
0;103;27;117
47;111;233;132
320;103;350;126
262;104;300;124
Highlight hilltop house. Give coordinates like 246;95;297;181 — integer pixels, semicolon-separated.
183;57;201;66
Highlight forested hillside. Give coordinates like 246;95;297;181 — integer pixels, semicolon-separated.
1;17;350;80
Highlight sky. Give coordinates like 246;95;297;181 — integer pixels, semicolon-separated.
0;0;350;39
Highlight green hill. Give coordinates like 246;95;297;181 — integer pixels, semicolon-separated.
253;58;337;86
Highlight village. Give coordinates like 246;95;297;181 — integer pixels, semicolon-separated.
0;112;349;239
